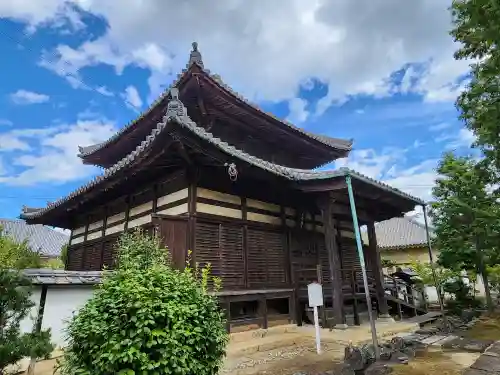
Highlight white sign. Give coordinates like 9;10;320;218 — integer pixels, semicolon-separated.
307;282;323;354
307;282;324;307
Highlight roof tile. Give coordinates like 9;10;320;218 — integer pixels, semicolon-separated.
362;216;432;249
0;219;68;257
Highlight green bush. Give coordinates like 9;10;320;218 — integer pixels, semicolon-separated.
0;226;43;270
443;278;483;314
59;230;228;375
0;270;54;374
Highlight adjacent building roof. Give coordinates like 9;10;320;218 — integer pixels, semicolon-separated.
0;219;68;257
363;216;432;250
20;93;424;223
22;268;104;285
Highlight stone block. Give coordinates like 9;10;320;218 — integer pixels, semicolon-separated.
422;335;449;345
471;354;500;372
486;342;500;355
364;362;394;375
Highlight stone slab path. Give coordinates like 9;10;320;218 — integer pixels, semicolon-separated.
464;341;500;375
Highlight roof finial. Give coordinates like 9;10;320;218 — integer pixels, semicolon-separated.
165;87;186;119
189;41;204;68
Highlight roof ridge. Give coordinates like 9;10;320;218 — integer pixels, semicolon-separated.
203;72;353;151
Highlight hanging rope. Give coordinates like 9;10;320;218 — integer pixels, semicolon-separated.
224;162;238;182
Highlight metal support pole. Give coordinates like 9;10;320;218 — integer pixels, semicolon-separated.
346;175;380;359
422;204;449;331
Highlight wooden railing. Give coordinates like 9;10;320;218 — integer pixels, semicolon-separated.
383;274;427;310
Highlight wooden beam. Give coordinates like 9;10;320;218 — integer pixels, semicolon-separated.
174;140;193;166
295;179;347;192
195;75;208;118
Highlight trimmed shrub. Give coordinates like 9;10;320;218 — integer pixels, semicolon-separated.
59;230;228;375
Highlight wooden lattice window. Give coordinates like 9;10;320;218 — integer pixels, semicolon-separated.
82;243;102;271
247;227;286;287
195;221;244;288
102;237;118;270
67;245;84;271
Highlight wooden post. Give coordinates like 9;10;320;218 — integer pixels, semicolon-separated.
316;264;327;328
319;194;346;329
367;221;391;319
27;285;48;375
260;295;268;329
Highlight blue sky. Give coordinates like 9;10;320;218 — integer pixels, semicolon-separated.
0;1;475;223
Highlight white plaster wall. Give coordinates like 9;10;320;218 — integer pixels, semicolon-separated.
424;275;487;303
20;286;95;348
19;288;41;335
43;286;95;347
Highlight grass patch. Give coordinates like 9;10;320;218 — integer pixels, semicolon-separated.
392;350;465;375
462;313;500;341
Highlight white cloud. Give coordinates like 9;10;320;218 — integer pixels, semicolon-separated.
336;147;438;209
0;133;31;152
52;227;71;235
122;86;143;110
434;127;476;150
6;0;471;119
286;98;309;124
0;117;117;186
96;86;114;97
445;128;476;150
0;119;13;127
0;157;6;176
336;147;408;181
429;122;451;132
0;0;83;32
10;90;50;105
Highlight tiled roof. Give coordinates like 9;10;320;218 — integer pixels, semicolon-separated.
206;73;353;151
362;216;432;250
0;219;68;257
21;94;423;221
78;43;352;159
22;268;104;285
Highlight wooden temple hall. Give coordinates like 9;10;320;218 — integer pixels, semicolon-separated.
21;43;429;331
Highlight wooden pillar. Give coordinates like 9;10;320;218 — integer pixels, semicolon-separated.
319;194;346;329
367;221;391;319
187;168;198;268
27;285;48;375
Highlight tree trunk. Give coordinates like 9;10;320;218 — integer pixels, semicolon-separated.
476;235;494;313
481;267;494;313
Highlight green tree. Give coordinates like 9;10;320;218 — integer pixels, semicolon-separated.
59;230;228;375
59;244;68;266
431;153;500;312
451;0;500;174
409;259;457;288
0;270;54;374
0;227;43;270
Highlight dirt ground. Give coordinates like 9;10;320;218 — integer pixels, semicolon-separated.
462;313;500;341
28;342;345;375
26;316;497;375
29;347;479;375
221;342;345;375
392;349;478;375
